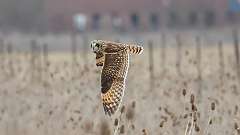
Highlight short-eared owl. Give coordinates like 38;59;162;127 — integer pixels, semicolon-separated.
91;40;143;116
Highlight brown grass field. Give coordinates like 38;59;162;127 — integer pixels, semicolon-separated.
0;29;240;135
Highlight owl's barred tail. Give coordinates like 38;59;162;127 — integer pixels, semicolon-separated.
127;45;143;55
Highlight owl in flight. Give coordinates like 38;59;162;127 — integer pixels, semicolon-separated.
91;40;143;116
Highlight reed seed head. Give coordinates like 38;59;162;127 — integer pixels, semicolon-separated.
235;123;238;129
211;102;215;111
120;125;125;134
142;129;148;135
131;124;135;130
195;124;200;132
120;106;125;114
183;114;188;119
182;89;186;96
114;118;118;126
126;108;135;121
190;94;195;104
132;101;136;109
193;112;197;122
191;104;197;111
159;121;164;128
209;119;213;125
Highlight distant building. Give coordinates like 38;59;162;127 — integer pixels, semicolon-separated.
44;0;240;32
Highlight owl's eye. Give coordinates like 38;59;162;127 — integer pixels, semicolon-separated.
91;42;95;48
95;43;100;48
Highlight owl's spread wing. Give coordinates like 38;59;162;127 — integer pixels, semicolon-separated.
100;51;129;116
101;77;125;116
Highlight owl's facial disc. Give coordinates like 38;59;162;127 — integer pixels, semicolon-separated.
91;41;101;53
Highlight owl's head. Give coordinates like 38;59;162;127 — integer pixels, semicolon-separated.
90;40;105;53
91;40;124;54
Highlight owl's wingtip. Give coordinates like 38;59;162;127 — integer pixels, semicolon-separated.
103;105;116;116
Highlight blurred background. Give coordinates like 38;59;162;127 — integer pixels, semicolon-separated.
0;0;239;33
0;0;240;135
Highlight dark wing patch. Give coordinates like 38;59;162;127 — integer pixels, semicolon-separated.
101;75;113;94
99;48;129;116
101;81;125;116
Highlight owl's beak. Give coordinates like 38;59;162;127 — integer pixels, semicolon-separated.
93;46;99;53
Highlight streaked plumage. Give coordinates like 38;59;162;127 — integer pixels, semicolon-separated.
127;44;144;55
91;40;143;116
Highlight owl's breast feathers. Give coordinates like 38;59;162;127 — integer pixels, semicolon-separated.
95;52;104;66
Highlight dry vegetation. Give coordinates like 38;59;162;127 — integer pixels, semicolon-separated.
0;29;240;135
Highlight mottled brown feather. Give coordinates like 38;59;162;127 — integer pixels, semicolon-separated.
96;52;104;66
101;49;129;116
91;40;143;116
